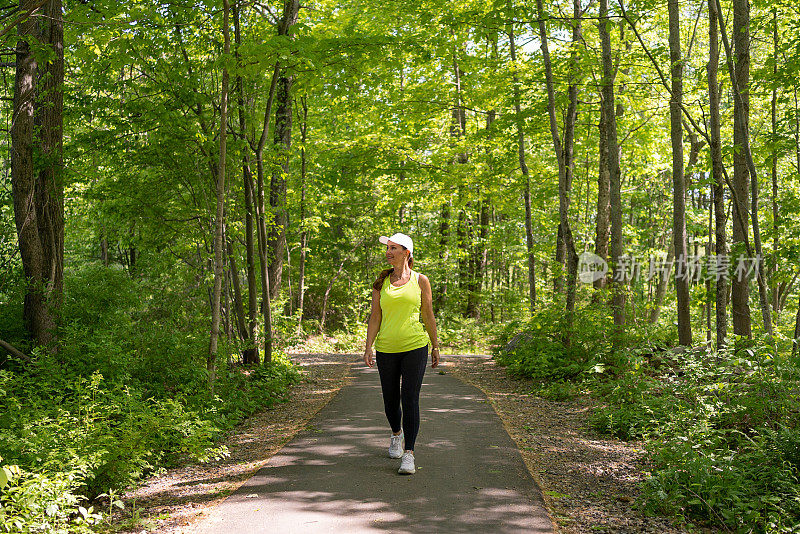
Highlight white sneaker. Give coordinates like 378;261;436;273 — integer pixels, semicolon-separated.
398;451;415;474
389;431;403;459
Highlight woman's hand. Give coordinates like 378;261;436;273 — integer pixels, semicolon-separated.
364;347;374;368
431;347;439;368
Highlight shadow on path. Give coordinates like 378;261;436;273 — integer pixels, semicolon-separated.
195;361;553;533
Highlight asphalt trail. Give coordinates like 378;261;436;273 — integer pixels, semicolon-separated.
195;359;553;533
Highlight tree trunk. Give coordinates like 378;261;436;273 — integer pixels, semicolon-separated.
36;0;65;314
457;204;473;314
770;10;779;317
475;194;490;318
0;338;31;362
594;105;610;296
554;223;565;295
226;235;248;349
262;0;299;305
794;293;800;358
537;0;581;342
714;0;773;339
667;0;692;346
600;0;625;342
561;0;581;323
708;0;727;349
297;95;308;332
268;72;294;299
525;183;536;311
434;201;451;313
235;0;259;365
209;0;231;383
11;0;57;351
730;0;751;338
252;67;281;366
706;195;713;342
101;235;109;267
649;236;675;323
505;5;534;311
248;1;299;364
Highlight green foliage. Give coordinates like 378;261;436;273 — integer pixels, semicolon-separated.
592;345;800;531
438;315;500;355
0;266;300;533
493;306;616;381
496;300;800;531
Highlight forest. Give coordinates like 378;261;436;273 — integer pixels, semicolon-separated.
1;0;800;531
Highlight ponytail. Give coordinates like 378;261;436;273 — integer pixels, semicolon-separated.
373;268;394;291
372;248;413;291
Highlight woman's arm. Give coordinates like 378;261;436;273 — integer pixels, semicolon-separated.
418;274;440;368
364;288;382;367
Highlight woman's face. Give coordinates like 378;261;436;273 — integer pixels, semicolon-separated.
385;241;408;265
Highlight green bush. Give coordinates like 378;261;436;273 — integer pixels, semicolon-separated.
492;307;614;381
0;264;301;533
641;425;800;531
497;302;800;532
589;345;800;531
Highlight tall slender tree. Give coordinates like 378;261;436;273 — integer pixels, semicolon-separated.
234;0;259;364
209;0;231;381
505;0;535;312
708;0;727;348
11;0;64;352
268;0;300;300
296;95;309;331
600;0;625;341
668;0;692;346
537;0;581;341
730;0;751;338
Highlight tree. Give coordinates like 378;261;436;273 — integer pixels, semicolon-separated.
506;0;535;312
537;0;581;341
209;0;232;383
708;0;727;348
296;94;309;331
601;0;624;341
234;0;259;364
730;0;751;338
268;0;300;300
668;0;692;346
11;0;64;352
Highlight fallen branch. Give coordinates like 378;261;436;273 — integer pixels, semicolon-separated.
0;338;31;362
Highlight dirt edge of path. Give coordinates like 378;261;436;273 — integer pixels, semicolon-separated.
111;354;356;534
445;355;687;534
442;357;561;531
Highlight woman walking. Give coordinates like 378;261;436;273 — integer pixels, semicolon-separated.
364;232;441;475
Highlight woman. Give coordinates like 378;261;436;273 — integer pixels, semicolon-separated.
363;232;441;475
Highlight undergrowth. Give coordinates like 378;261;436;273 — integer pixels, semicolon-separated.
0;264;300;533
495;305;800;533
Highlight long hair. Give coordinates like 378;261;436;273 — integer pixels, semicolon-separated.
372;249;413;291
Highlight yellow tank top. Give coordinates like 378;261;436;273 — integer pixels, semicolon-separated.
375;270;430;353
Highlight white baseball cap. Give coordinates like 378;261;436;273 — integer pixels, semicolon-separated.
379;233;414;257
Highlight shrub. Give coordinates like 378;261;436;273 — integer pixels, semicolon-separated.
492;307;612;381
0;264;301;533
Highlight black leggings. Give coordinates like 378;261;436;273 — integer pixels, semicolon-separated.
375;345;428;451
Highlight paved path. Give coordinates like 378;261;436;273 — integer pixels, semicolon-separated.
196;360;554;533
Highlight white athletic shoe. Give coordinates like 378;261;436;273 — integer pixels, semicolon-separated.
389;431;403;459
398;451;416;474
